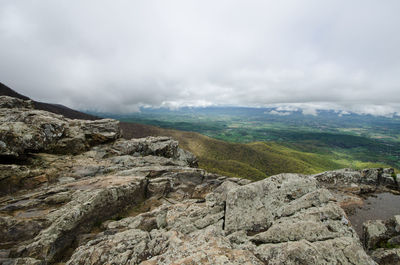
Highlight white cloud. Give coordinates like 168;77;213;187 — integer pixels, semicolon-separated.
301;107;318;116
338;110;350;117
267;110;292;116
0;0;400;116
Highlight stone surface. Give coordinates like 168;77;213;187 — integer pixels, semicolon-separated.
224;173;318;233
370;249;400;265
0;96;121;157
0;96;34;109
364;220;389;250
66;173;374;265
362;215;400;264
313;168;397;187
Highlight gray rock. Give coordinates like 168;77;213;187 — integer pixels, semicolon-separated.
205;180;239;207
225;173;318;233
255;237;376;265
370;248;400;265
388;235;400;246
363;220;388;250
0;101;120;157
0;96;34;109
65;172;374;265
17;176;147;262
109;137;197;166
394;215;400;233
313;168;397;189
363;215;400;253
0;257;44;265
66;229;152;265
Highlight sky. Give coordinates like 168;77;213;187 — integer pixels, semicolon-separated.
1;0;400;116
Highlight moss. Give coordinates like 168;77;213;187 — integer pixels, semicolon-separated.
93;218;103;228
377;241;400;249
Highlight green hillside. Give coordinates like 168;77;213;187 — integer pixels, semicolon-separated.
120;122;393;181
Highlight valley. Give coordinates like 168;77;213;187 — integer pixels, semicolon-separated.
94;107;400;180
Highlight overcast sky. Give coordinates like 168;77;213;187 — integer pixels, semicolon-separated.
1;0;400;116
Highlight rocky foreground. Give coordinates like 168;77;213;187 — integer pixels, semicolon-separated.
0;96;399;265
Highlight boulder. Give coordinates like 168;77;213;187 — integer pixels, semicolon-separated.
0;96;34;109
369;249;400;265
109;137;198;166
0;96;121;157
224;173;318;233
313;168;398;190
363;220;389;250
363;215;400;251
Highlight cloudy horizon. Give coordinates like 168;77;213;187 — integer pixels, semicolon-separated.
1;0;400;116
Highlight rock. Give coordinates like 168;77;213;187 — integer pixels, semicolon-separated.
370;248;400;265
224;173;318;233
313;168;397;189
65;172;374;265
0;216;47;247
255;237;376;265
66;229;152;265
394;215;400;233
0;96;34;109
388;235;400;246
0;257;44;265
0;98;121;157
16;176;147;262
108;137;198;166
141;230;264;265
205;180;239;207
0;165;33;195
364;220;389;250
58;177;76;183
363;215;400;252
43;191;72;205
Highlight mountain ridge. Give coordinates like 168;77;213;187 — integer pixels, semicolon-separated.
0;82;99;120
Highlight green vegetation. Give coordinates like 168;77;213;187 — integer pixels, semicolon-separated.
119;122;396;181
110;107;400;180
377;241;400;249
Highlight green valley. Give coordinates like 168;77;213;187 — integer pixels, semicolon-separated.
117;106;400;181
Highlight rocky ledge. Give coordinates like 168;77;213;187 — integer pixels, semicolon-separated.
0;96;399;265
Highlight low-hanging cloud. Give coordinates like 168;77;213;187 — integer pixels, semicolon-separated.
1;0;400;116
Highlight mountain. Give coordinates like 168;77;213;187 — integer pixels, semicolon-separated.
0;82;99;120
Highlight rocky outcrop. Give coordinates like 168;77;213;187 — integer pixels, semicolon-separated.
64;174;375;265
0;95;395;264
363;215;400;264
313;168;398;190
0;96;120;157
0;96;34;109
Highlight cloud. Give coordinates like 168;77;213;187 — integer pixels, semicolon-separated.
0;0;400;116
267;110;292;116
